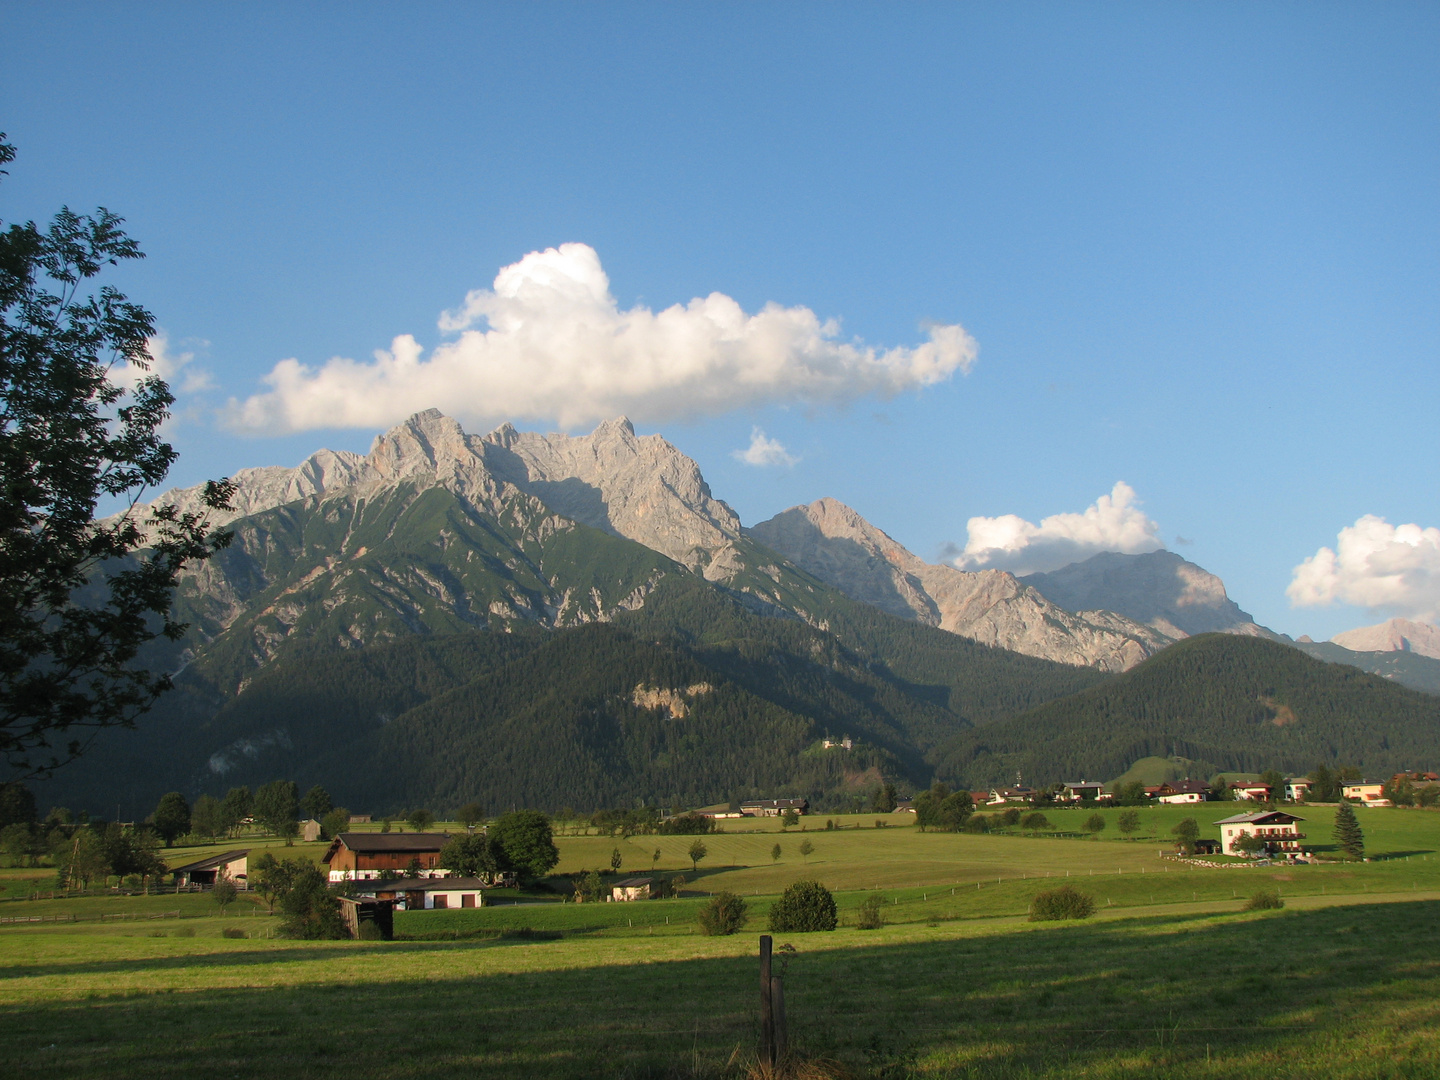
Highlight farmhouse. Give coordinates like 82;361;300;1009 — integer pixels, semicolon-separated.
741;798;808;817
360;877;490;909
1343;782;1388;806
1060;781;1107;802
323;832;452;882
170;849;249;888
1214;810;1306;856
987;786;1036;805
1284;777;1312;801
1230;782;1273;801
611;876;654;901
1155;780;1210;804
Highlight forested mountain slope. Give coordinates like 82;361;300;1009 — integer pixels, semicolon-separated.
932;634;1440;788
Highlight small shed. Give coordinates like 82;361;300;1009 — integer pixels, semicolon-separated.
338;897;394;940
300;818;323;842
170;849;250;888
611;876;654;902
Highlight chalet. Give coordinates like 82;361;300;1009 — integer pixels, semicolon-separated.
611;876;654;901
1214;811;1306;857
740;799;809;817
1342;783;1388;806
170;849;249;888
1061;782;1107;803
895;798;916;813
1230;782;1273;802
1155;780;1210;805
300;818;323;842
821;737;853;750
987;787;1036;805
1284;778;1312;802
323;832;452;882
359;876;491;910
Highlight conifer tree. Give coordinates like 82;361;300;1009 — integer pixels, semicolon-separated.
1333;802;1365;860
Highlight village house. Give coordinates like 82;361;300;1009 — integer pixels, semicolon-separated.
323;832;452;882
358;876;492;909
1230;782;1273;801
1284;778;1312;802
821;736;853;750
170;849;249;888
987;786;1036;805
1060;781;1107;803
1155;780;1210;804
1342;782;1389;806
740;798;809;817
1214;810;1306;857
610;876;654;901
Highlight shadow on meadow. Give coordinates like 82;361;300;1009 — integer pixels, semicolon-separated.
2;901;1438;1080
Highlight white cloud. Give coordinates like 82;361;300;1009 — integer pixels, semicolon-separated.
1287;515;1440;621
732;427;798;467
227;243;977;434
944;481;1165;576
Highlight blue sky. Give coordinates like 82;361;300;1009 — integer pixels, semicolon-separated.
3;2;1436;638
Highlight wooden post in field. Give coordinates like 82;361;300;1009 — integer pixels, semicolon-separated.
772;973;788;1062
760;935;775;1068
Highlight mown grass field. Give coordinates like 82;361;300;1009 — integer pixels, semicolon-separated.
3;806;1438;1079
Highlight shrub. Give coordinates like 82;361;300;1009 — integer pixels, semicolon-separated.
855;893;885;930
173;926;196;937
1020;812;1051;831
999;808;1021;827
698;891;748;936
1029;885;1095;921
769;880;837;932
221;927;246;939
1084;813;1106;835
1244;888;1284;911
964;813;990;833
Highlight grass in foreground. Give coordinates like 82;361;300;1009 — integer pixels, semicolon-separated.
2;893;1438;1079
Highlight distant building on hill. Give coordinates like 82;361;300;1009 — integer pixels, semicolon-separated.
987;786;1036;805
1283;778;1312;801
611;877;654;901
741;798;808;817
1060;781;1107;802
1230;782;1273;801
1342;783;1388;806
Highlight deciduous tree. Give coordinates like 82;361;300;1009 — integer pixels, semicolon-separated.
1117;810;1141;837
301;785;332;821
490;809;559;882
151;791;189;846
687;838;707;872
0;135;233;780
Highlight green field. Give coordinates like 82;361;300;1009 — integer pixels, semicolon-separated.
3;806;1439;1078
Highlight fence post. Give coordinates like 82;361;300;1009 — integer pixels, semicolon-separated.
760;934;774;1069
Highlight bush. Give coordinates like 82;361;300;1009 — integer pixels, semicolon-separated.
1029;885;1095;921
1020;812;1051;831
964;813;990;833
769;880;837;932
173;926;196;937
1244;888;1284;911
698;891;748;936
999;808;1021;826
221;927;246;939
855;893;885;930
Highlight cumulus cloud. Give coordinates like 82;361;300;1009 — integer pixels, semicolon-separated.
732;427;798;467
944;481;1165;576
227;243;977;434
1288;515;1440;621
115;333;211;394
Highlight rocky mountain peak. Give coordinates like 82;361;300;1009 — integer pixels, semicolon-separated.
1331;618;1440;661
1020;551;1270;639
749;498;1172;671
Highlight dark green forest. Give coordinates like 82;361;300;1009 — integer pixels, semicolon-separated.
933;634;1440;787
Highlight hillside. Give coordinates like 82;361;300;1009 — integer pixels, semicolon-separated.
931;634;1440;788
36;578;1108;816
1294;640;1440;696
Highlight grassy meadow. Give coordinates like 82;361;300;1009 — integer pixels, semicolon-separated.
3;805;1439;1078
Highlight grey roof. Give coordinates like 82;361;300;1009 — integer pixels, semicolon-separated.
611;877;654;888
1214;811;1303;826
169;849;250;874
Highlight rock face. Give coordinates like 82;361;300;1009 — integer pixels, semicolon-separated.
480;417;743;572
748;498;1173;671
1331;618;1440;661
1020;551;1273;640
